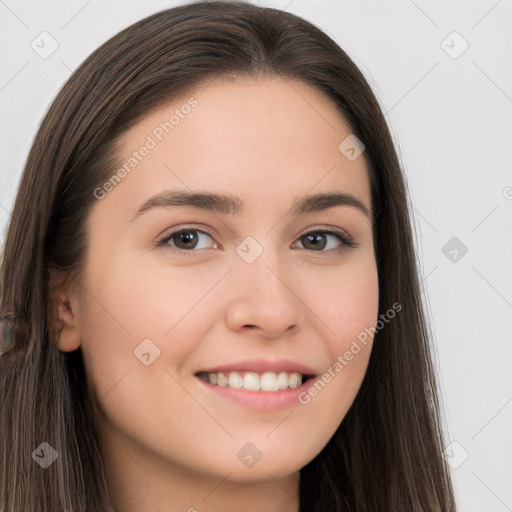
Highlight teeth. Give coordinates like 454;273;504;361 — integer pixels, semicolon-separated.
288;372;301;388
202;371;304;391
243;372;260;391
228;372;243;389
277;372;288;390
216;372;228;387
260;372;278;391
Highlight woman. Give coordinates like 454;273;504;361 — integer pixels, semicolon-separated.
0;1;456;510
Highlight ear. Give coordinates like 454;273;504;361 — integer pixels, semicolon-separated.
48;275;82;353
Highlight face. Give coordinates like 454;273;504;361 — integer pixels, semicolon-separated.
64;77;379;486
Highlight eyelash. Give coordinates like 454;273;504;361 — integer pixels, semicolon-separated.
156;226;356;255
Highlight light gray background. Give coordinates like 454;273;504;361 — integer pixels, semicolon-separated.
1;1;511;510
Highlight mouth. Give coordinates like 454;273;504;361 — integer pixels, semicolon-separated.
193;359;318;411
195;370;315;392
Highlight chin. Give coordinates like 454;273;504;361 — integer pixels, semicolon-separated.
196;445;317;484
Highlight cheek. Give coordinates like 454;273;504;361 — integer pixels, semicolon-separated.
307;254;380;351
297;256;379;414
76;251;229;397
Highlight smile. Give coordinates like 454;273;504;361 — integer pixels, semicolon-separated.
196;371;311;391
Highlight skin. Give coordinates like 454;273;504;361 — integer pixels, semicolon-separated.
52;76;379;512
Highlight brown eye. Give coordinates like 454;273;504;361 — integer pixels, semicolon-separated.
157;229;215;252
172;230;199;250
295;230;355;252
301;233;328;250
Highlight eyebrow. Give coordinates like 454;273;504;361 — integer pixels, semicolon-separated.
130;189;371;222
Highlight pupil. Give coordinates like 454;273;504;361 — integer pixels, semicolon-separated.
178;231;197;248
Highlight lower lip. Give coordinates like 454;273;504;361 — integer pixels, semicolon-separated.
196;376;314;412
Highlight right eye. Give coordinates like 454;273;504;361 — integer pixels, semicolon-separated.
156;227;218;254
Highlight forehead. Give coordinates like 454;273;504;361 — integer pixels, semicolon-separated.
108;77;371;220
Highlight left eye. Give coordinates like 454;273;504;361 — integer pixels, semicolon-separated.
293;230;354;251
157;228;355;253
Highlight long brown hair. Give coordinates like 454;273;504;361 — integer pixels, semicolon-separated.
0;1;456;510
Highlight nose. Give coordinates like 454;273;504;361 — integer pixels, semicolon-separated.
224;252;305;339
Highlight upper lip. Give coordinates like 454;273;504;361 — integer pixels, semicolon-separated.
196;358;317;376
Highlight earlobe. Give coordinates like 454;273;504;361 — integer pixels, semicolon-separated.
56;323;82;352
